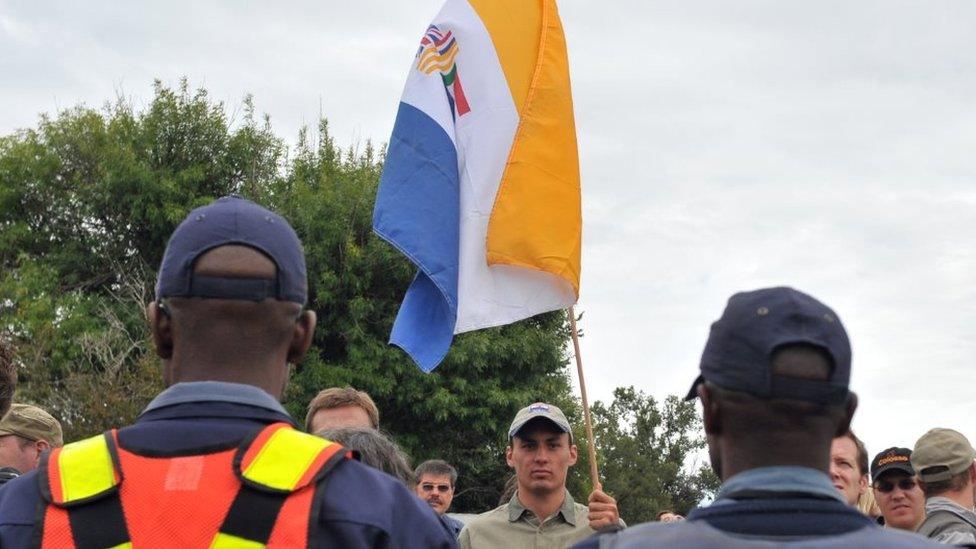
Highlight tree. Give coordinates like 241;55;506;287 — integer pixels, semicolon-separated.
584;387;720;523
0;78;285;439
271;120;580;512
0;80;578;512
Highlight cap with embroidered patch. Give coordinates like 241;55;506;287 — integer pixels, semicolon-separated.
508;402;572;442
870;447;914;482
155;196;308;304
685;287;851;405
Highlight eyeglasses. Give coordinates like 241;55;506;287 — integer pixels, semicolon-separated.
419;483;452;494
874;478;917;493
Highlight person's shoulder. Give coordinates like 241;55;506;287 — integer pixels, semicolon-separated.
579;521;946;549
441;513;464;537
0;470;40;522
918;507;976;541
318;458;456;547
462;503;509;529
854;526;950;547
0;470;42;547
575;521;684;548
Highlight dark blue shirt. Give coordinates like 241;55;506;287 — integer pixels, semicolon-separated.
0;382;457;549
441;513;465;537
575;466;941;548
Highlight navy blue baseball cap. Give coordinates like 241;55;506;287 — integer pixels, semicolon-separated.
155;196;307;304
685;287;851;405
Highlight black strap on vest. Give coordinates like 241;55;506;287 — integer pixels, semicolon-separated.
65;494;130;549
219;486;289;544
35;432;131;549
216;442;350;544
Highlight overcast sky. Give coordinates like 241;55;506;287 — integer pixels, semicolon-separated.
2;1;974;460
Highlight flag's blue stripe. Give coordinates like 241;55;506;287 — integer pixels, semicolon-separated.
372;102;459;372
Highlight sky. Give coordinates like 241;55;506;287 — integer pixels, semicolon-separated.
2;1;974;460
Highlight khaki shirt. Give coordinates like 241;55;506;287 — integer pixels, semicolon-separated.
459;489;595;549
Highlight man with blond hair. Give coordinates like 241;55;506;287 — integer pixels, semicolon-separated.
305;386;380;432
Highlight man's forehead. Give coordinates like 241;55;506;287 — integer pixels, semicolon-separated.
832;437;857;456
515;421;569;442
193;244;276;278
419;474;452;484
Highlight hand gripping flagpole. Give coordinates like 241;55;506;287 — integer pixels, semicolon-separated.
568;306;601;491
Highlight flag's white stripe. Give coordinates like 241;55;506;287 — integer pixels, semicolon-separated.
404;0;576;334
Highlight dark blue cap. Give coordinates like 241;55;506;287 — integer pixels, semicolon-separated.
155;196;307;304
685;287;851;405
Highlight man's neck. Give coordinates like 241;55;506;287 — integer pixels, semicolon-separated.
937;489;975;512
166;358;283;399
719;440;829;479
517;486;566;522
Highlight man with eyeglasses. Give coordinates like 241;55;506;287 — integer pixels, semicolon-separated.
870;447;925;531
415;459;464;537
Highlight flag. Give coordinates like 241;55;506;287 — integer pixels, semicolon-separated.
373;0;581;371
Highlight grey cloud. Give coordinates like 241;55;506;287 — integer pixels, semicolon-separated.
3;0;974;457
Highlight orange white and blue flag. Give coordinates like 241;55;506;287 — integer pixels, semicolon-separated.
373;0;582;371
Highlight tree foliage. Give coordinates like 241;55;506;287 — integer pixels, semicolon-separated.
0;79;715;515
586;387;720;523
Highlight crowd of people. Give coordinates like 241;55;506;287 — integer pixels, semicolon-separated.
0;196;971;548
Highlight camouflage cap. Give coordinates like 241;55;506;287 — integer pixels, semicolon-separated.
0;404;63;447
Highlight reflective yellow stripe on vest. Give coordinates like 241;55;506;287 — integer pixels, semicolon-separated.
242;427;330;491
210;532;266;549
57;433;118;504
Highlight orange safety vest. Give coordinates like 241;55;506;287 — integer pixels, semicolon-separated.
36;422;349;548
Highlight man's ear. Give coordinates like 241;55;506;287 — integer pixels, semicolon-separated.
505;445;515;468
698;384;720;436
147;301;173;359
834;391;858;437
33;440;50;466
568;443;578;467
287;310;317;364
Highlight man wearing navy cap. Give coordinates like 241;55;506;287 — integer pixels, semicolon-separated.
0;196;456;548
577;287;940;548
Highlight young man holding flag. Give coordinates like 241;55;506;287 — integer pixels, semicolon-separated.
459;403;621;549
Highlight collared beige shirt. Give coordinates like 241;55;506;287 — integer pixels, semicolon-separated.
458;489;595;549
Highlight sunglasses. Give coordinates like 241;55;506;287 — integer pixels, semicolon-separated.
874;478;917;493
419;483;452;494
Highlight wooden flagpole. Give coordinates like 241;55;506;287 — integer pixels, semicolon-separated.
568;305;601;491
